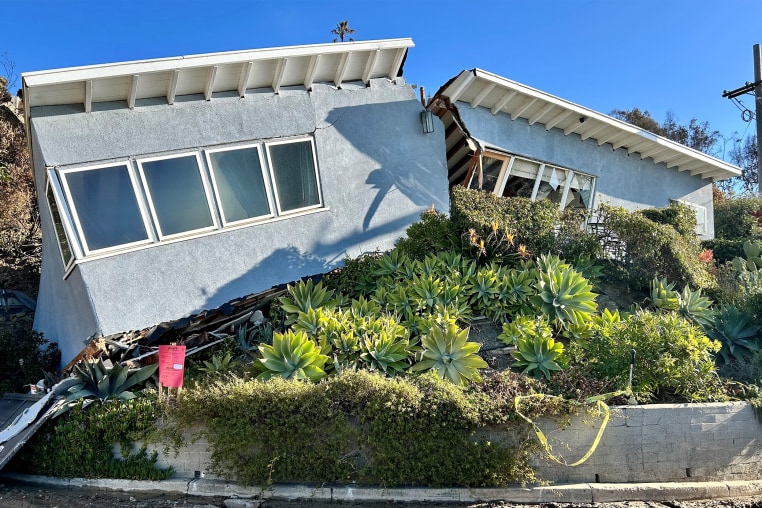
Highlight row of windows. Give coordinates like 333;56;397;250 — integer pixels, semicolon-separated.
468;151;596;211
46;137;322;270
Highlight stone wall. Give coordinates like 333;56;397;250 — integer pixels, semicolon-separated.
145;402;762;484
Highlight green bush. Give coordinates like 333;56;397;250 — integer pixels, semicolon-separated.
640;202;698;237
450;186;560;260
701;238;744;265
0;329;59;394
395;208;458;261
714;196;762;240
598;204;715;291
11;396;172;480
574;311;725;402
171;371;537;487
323;252;380;298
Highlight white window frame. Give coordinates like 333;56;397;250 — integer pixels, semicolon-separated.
469;151;597;212
671;199;707;235
45;170;82;271
265;137;323;216
204;143;275;227
58;161;154;256
136;152;219;240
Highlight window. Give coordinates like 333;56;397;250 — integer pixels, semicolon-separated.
206;145;273;226
138;153;217;239
60;163;150;254
468;151;596;211
45;178;75;269
266;139;321;213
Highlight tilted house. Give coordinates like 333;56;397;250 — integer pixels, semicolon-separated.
23;39;448;364
429;69;741;236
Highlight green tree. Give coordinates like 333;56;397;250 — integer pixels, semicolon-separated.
331;20;356;43
725;134;758;195
610;108;721;156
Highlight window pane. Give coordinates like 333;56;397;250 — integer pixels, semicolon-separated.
469;156;503;192
269;141;320;212
208;147;271;223
46;183;73;264
141;155;214;236
64;165;148;251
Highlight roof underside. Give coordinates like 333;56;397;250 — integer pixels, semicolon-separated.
22;39;413;112
430;69;741;182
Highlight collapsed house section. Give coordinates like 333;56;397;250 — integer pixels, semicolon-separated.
428;68;741;235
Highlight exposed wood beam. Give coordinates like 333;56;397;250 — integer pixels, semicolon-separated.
204;65;218;101
238;62;253;97
496;157;515;196
470;83;495;109
510;98;537;121
362;50;379;84
445;121;461;142
543;110;572;131
666;155;695;169
530;163;546;200
490;90;516;115
639;145;671;161
682;161;708;174
563;118;587;136
449;162;470;184
128;74;139;109
559;170;572;211
304;55;321;91
388;48;406;79
579;123;609;141
627;139;656;155
167;70;180;104
272;58;287;94
596;131;622;146
446;72;475;103
446;138;468;161
84;80;92;113
334;53;350;88
451;152;474;182
612;134;637;151
528;103;556;126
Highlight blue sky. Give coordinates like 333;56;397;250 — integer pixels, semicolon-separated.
8;0;761;159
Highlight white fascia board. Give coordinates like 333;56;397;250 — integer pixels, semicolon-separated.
442;68;742;181
22;39;414;88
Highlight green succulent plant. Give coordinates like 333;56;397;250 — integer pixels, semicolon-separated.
56;359;158;416
677;286;715;328
649;277;680;311
703;304;760;365
511;332;566;380
531;265;597;326
256;330;329;382
467;268;499;311
359;332;411;375
199;353;237;375
278;279;337;325
411;323;488;385
498;315;537;346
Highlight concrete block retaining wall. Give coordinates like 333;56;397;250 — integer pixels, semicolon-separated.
144;402;762;483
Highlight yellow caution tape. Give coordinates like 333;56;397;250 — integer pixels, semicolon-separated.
514;388;631;467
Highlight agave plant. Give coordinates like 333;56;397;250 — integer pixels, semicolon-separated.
199;353;237;375
498;315;538;346
411;323;488;385
55;359;158;416
278;279;337;325
373;249;410;278
531;264;597;326
256;330;329;382
359;332;411;375
511;333;566;380
704;305;760;365
411;275;444;310
650;277;679;311
467;268;499;311
677;286;714;328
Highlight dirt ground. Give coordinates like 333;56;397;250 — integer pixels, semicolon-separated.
2;481;762;508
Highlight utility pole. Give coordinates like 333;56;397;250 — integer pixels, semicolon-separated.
754;44;762;196
722;44;762;194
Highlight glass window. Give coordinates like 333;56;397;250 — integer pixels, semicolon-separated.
468;156;503;192
207;146;272;225
62;164;149;252
267;140;321;213
46;181;73;267
139;154;215;238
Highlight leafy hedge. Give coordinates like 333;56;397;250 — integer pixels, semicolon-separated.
170;370;548;487
598;204;715;291
11;397;172;480
0;329;59;394
714;197;762;241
